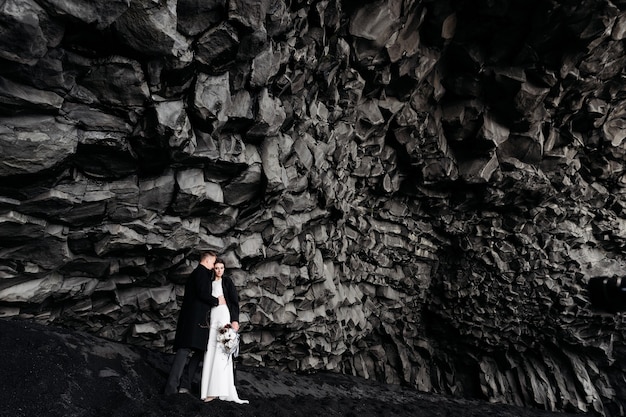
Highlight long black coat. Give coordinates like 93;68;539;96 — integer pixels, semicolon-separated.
173;264;218;351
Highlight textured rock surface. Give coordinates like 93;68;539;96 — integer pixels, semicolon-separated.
0;0;626;415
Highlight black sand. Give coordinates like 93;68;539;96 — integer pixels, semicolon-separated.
0;318;591;417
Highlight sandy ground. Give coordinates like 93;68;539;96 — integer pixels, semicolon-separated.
0;318;591;417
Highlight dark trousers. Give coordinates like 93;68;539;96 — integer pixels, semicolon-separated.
164;348;203;395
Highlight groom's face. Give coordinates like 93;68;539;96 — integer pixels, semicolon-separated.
201;255;216;270
205;255;216;270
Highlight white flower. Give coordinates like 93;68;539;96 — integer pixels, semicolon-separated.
216;324;240;356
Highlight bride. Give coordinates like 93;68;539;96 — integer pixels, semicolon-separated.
200;258;248;404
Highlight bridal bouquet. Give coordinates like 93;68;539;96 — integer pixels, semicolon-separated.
216;324;240;356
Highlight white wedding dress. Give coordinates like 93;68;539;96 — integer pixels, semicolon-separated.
200;280;248;404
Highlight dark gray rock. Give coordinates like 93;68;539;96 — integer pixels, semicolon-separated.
0;0;64;65
250;43;283;88
63;103;132;132
223;163;263;205
228;0;270;32
39;0;130;29
78;56;150;108
0;115;78;176
193;72;231;122
195;22;239;72
176;0;226;36
246;89;286;138
112;0;192;61
0;76;64;111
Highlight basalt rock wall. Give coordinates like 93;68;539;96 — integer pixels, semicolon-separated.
1;0;626;415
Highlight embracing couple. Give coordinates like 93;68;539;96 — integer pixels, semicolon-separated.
164;251;248;404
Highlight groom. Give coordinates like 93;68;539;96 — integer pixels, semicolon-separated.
164;251;225;395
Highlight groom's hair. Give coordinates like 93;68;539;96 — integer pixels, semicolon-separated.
200;251;217;262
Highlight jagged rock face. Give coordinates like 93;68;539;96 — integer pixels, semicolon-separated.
1;0;626;414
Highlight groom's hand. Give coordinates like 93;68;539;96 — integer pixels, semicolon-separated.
218;296;226;305
231;322;239;331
